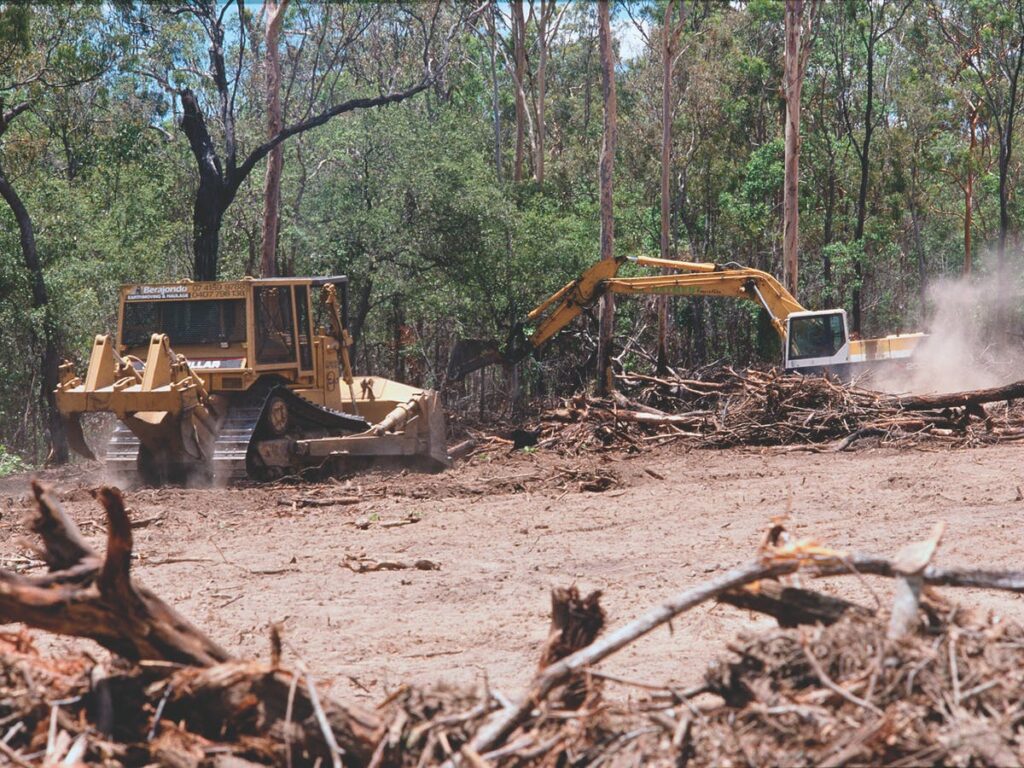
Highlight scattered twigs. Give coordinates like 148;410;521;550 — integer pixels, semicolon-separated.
799;631;882;715
469;558;806;754
468;531;1024;756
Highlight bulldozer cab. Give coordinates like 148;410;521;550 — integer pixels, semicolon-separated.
117;277;350;388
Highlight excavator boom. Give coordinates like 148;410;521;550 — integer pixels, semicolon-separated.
447;254;924;381
448;255;807;380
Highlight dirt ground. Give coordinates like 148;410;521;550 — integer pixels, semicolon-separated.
3;442;1024;707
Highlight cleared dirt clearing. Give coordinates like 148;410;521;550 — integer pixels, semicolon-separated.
3;443;1023;704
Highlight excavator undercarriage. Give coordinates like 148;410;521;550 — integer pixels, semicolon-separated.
57;276;449;485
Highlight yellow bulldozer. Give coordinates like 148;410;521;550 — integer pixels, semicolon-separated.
56;276;448;485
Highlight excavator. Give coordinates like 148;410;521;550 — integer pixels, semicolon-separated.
56;276;449;485
448;254;925;381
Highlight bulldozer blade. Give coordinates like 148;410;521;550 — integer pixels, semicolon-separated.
62;414;96;460
447;339;505;381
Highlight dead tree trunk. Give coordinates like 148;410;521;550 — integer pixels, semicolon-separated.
0;482;229;665
596;0;617;396
893;379;1024;410
538;587;605;710
260;0;290;277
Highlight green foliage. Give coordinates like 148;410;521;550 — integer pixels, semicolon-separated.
0;445;25;477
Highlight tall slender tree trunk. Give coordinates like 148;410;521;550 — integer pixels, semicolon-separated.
657;0;680;374
596;0;617;395
782;0;804;299
260;0;289;277
908;145;927;310
850;41;875;336
487;7;503;182
0;165;68;463
964;108;976;276
512;1;528;183
998;137;1013;276
536;2;547;184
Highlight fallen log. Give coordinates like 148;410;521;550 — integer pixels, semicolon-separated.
447;438;477;461
893;379;1024;410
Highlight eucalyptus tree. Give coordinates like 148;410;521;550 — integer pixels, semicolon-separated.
122;1;477;280
826;0;912;333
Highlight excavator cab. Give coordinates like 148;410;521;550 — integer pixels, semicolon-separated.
784;311;850;372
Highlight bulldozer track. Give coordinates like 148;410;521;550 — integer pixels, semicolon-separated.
103;384;369;485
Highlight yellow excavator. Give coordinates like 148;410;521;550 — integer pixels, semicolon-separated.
448;255;925;381
56;276;448;485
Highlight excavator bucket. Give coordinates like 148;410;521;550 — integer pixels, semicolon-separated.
447;339;505;382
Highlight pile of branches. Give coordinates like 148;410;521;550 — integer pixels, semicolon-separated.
535;367;1024;452
5;482;1024;766
689;607;1024;766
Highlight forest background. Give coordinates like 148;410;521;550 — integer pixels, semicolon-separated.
1;0;1021;466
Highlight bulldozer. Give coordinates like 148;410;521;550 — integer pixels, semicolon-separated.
449;254;925;381
56;276;449;485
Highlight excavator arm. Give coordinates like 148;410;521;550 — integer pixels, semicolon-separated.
448;255;807;380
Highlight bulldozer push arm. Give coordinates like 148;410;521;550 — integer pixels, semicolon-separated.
448;255;807;380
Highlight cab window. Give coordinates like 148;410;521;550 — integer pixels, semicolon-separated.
122;299;245;348
254;286;296;364
788;313;845;361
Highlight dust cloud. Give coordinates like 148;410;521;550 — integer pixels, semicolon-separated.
876;273;1024;395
